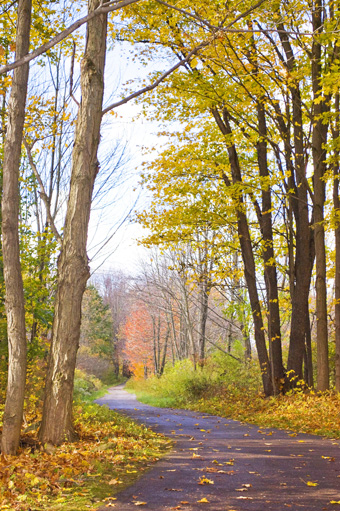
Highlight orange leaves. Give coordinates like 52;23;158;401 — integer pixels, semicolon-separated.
122;302;158;375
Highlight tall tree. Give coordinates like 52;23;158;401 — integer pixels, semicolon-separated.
39;0;108;445
1;0;32;455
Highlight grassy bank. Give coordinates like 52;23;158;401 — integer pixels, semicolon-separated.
0;370;171;511
127;356;340;439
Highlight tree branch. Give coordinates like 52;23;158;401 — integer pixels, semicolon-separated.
102;0;272;115
24;140;62;243
0;0;142;75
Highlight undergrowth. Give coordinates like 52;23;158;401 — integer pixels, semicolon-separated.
0;368;170;511
127;352;340;439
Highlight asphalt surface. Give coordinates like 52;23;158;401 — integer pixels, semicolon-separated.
96;384;340;510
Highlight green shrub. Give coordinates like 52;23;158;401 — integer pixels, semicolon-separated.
128;348;263;406
73;369;103;400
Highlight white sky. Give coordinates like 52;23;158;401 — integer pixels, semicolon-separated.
86;43;171;276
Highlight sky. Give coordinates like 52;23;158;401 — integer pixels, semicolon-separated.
86;43;171;276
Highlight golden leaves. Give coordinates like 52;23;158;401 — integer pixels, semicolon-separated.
198;476;214;485
0;401;168;510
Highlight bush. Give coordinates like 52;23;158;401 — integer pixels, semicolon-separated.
73;369;103;400
128;348;263;406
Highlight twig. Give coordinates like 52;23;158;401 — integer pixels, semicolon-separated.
0;0;143;75
24;140;62;243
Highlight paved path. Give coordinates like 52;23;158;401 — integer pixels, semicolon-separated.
96;385;340;510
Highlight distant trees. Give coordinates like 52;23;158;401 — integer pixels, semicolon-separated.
119;250;247;378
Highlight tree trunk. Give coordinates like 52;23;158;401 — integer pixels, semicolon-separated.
198;275;209;366
277;24;313;384
312;0;329;391
39;0;107;445
1;0;32;455
256;100;285;393
305;301;314;388
333;92;340;391
212;107;273;396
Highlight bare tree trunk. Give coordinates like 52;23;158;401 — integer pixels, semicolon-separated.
256;100;284;394
333;92;340;391
212;107;273;396
39;0;107;445
159;327;169;376
305;301;314;388
1;0;32;455
311;0;329;391
198;272;209;365
277;24;313;384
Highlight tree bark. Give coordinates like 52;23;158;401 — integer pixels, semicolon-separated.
255;100;285;393
1;0;32;455
39;0;107;445
212;107;273;396
311;0;329;391
277;24;313;384
333;92;340;391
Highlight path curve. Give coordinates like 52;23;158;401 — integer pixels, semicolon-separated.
96;385;340;510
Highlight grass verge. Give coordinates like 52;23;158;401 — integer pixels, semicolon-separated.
127;359;340;439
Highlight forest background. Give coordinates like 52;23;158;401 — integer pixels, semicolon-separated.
1;0;340;508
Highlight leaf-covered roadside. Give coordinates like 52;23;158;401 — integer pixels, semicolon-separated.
184;389;340;439
0;399;170;511
128;359;340;439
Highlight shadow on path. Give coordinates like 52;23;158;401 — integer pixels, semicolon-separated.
96;384;340;510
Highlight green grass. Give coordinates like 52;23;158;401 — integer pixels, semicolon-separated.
127;389;179;409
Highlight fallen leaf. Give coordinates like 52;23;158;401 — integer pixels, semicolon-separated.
197;498;209;503
198;476;214;485
108;479;121;485
134;502;147;506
